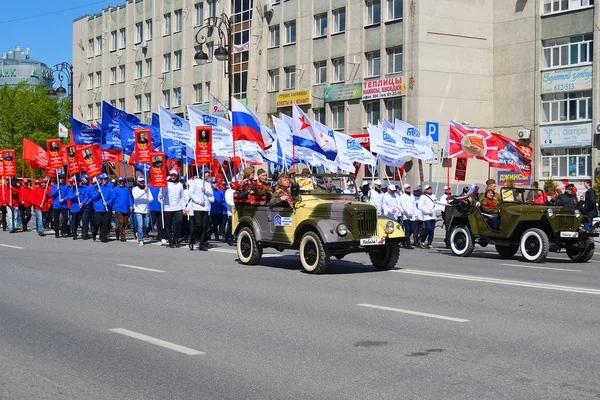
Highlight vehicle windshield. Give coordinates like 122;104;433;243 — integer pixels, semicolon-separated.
500;187;540;204
294;174;357;195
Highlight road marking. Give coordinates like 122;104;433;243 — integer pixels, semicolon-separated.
109;328;204;355
500;263;581;272
116;264;166;273
393;269;600;295
357;304;469;323
0;244;24;249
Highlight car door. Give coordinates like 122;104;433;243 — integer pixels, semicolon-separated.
268;206;295;244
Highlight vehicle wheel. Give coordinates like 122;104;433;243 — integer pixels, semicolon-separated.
566;240;595;262
520;228;549;263
495;244;519;259
449;225;474;257
369;243;400;270
299;231;329;274
237;227;262;265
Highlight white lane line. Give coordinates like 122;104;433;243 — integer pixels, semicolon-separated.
116;264;166;273
357;304;470;323
393;269;600;295
500;263;581;272
0;244;24;249
109;328;204;355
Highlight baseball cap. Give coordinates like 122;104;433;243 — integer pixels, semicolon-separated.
210;179;218;184
424;184;432;190
444;185;450;190
374;179;382;185
58;174;65;179
565;183;575;190
117;176;125;182
169;169;178;175
180;176;187;181
381;183;388;189
99;173;108;179
403;183;411;189
388;184;396;191
81;174;88;179
136;175;145;181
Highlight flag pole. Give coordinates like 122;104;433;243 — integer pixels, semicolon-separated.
40;177;50;208
56;170;62;202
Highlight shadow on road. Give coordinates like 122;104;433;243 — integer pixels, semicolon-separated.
238;254;384;275
434;248;577;264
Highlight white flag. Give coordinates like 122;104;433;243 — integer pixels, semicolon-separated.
58;122;68;138
159;105;194;161
187;106;232;160
333;131;376;172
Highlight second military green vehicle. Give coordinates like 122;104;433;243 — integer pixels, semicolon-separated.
232;174;405;274
444;187;597;263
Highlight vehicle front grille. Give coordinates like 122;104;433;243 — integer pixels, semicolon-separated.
557;215;574;231
355;210;377;238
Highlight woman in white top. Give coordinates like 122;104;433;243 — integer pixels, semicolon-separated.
131;175;154;246
159;169;185;248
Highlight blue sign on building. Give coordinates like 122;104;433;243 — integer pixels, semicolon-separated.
426;122;439;143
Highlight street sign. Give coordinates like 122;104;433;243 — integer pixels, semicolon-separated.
426;121;439;143
425;144;440;164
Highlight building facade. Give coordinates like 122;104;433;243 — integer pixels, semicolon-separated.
72;0;600;189
0;45;54;88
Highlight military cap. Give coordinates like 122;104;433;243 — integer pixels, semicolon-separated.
301;167;311;174
485;178;496;186
288;167;299;175
257;168;267;176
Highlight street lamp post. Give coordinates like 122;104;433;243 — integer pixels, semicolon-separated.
47;62;74;116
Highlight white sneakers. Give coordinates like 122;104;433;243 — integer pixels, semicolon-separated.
161;239;167;244
138;241;144;246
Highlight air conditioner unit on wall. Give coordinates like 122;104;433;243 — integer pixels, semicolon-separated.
518;129;532;140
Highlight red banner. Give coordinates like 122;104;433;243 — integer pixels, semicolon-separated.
78;144;102;178
65;144;81;175
23;138;48;169
489;133;532;177
454;157;467;181
448;121;499;163
2;150;16;176
102;149;123;163
135;129;152;163
46;139;64;169
150;152;167;188
196;127;213;166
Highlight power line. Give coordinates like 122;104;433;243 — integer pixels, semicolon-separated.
0;0;112;24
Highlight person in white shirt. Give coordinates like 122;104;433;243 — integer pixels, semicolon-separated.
159;169;185;248
188;169;214;251
382;184;403;220
438;185;452;227
417;184;437;249
224;182;235;246
399;183;417;249
131;175;154;246
182;180;195;250
368;179;384;215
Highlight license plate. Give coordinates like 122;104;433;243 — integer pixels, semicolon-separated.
560;231;579;238
360;237;386;246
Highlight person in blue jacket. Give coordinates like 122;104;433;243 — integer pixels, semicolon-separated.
66;176;87;240
110;176;133;242
78;175;93;240
50;174;69;238
147;183;165;243
90;173;113;242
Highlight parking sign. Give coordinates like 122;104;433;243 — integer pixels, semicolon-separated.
426;121;439;143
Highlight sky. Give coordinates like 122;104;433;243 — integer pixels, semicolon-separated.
0;0;115;84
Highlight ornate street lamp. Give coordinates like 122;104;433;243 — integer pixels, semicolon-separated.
48;62;74;116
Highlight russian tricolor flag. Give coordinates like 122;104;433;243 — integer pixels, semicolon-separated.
231;97;266;150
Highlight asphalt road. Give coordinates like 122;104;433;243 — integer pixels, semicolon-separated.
0;227;599;399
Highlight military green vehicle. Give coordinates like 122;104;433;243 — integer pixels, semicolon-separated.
232;174;405;274
444;187;598;263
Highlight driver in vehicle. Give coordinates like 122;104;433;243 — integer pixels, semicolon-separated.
269;173;295;208
481;189;500;230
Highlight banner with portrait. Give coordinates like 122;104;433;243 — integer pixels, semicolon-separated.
2;149;16;176
65;144;81;175
78;144;102;178
196;127;212;166
150;152;167;188
46;139;64;169
454;157;467;181
135;129;152;163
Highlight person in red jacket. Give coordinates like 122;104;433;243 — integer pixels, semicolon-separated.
8;178;21;233
19;179;32;232
30;179;49;236
0;179;8;231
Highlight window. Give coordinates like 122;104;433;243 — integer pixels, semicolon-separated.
145;58;152;76
173;88;182;106
543;0;594;15
387;0;403;20
284;67;296;90
366;0;381;25
386;98;402;121
135;95;142;112
163;53;171;72
331;103;345;130
119;98;125;110
146;19;153;41
269;25;280;48
96;36;102;55
136;23;143;43
96;72;102;87
387;46;403;73
332;57;345;82
313;108;326;124
195;3;204;26
144;94;152;111
365;100;381;126
314;61;327;84
164;13;172;35
119;28;126;49
268;69;279;92
88;73;93;90
194;84;203;103
542;34;593;69
163;90;171;108
315;13;327;37
366;51;380;77
88;39;94;58
272;0;280;4
208;0;216;18
96;103;101;120
174;9;183;32
542;147;592;178
110;99;116;107
541;91;592;122
87;105;93;120
135;61;142;79
111;31;117;51
110;67;117;84
174;50;182;70
284;21;296;44
119;65;126;83
332;8;346;33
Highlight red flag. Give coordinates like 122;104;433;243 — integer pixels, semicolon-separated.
447;120;499;163
23;138;48;169
150;152;167;188
489;133;532;177
102;149;123;163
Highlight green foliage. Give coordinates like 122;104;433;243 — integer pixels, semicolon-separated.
594;175;600;200
505;177;516;188
544;178;557;194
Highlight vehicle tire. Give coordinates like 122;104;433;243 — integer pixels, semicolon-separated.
566;240;595;262
449;225;474;257
237;227;262;265
520;228;549;263
299;231;329;274
369;243;400;270
495;244;519;259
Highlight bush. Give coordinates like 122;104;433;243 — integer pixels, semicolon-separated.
544;178;557;194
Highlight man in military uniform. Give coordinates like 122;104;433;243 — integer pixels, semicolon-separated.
269;173;294;208
251;168;271;204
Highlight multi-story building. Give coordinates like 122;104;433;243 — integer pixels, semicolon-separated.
0;45;53;88
73;0;599;188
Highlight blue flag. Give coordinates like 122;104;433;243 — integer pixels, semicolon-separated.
70;116;101;145
151;113;162;152
101;101;140;151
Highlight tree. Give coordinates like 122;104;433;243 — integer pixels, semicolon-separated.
544;178;557;194
593;174;600;200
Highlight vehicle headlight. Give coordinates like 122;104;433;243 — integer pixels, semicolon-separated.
385;221;395;234
336;223;348;236
574;209;581;218
547;208;554;217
